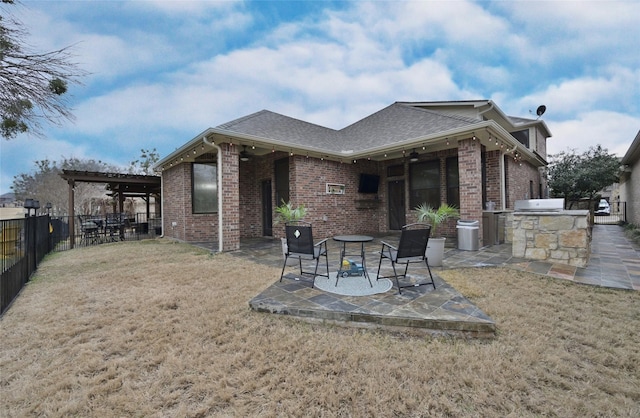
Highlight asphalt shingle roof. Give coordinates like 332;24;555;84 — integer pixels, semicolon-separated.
216;102;482;153
218;110;340;151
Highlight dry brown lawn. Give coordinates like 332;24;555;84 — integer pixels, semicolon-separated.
1;240;639;417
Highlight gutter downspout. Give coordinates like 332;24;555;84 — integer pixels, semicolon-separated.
500;151;507;210
202;135;223;253
159;174;164;237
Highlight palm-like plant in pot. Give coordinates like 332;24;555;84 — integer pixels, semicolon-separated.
415;203;460;266
274;200;308;224
275;200;308;264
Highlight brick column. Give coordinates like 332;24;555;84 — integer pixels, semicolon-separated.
220;143;240;251
458;138;484;246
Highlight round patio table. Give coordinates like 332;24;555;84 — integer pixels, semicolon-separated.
333;235;374;287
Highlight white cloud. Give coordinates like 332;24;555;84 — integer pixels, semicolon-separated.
508;66;640;119
547;111;640;157
492;1;640;67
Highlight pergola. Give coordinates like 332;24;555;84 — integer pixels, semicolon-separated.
60;170;161;248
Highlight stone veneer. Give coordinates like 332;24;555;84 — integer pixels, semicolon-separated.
511;210;591;267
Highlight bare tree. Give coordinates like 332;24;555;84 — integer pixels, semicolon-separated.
12;157;117;215
1;0;86;138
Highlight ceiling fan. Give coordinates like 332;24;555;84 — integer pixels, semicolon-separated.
239;145;251;162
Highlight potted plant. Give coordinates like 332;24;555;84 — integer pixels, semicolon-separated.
415;203;460;266
275;200;308;225
275;200;308;264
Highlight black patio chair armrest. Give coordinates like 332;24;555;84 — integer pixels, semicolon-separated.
379;240;397;251
314;238;329;247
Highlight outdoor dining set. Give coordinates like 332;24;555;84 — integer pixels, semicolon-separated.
280;221;436;295
78;213;129;244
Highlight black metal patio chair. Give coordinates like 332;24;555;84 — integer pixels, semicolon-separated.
78;215;101;245
376;223;435;294
279;221;329;287
105;213;127;241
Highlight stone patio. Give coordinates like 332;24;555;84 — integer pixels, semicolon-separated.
213;224;638;338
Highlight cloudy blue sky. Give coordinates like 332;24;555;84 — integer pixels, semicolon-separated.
1;0;639;195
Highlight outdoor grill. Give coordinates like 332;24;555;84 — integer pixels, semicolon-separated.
514;198;564;212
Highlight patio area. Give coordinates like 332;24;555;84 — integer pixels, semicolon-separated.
212;225;638;338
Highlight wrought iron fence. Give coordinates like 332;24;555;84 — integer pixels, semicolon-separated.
1;216;50;314
1;213;161;314
594;201;626;225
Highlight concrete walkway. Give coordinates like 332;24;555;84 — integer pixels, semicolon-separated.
504;224;639;291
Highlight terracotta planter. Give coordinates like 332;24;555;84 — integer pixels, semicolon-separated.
426;237;446;267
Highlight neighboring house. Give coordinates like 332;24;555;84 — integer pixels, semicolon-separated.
154;100;552;251
0;192;17;207
619;130;640;225
0;193;24;220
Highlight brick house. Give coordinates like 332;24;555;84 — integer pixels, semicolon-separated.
619;130;640;225
154;100;551;251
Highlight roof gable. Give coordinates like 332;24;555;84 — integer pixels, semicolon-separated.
217;110;340;149
339;103;479;150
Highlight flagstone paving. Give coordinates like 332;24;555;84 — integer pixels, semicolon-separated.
214;224;638;337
